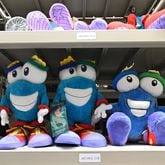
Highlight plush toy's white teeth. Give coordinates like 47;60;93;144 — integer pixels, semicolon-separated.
130;109;147;117
127;98;150;117
10;91;38;111
64;87;92;107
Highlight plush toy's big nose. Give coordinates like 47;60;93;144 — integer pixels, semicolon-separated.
9;80;38;95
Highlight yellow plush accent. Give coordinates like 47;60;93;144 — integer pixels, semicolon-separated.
7;60;20;68
122;63;135;72
60;56;75;66
32;55;46;67
148;70;160;75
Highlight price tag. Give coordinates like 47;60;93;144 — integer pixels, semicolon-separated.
76;32;96;40
79;153;101;163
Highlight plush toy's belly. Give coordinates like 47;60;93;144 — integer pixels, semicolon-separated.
66;103;94;126
128;119;147;141
12;107;38;122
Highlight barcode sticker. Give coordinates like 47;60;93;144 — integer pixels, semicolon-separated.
76;32;96;40
79;153;101;162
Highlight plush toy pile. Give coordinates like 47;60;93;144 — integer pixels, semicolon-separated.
0;55;52;149
5;3;165;31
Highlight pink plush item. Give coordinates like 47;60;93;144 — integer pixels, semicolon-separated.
107;21;136;30
142;9;165;29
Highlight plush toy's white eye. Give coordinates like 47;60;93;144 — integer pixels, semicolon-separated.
77;64;96;81
116;74;139;92
59;67;77;80
140;77;163;97
7;66;22;84
22;63;47;83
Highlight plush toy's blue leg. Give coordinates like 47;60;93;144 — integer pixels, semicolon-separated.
106;112;131;146
54;130;80;145
148;111;165;145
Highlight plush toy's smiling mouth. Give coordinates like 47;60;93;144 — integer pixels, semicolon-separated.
64;87;92;106
10;91;38;111
127;98;150;117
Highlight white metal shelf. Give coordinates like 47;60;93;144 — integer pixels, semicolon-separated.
0;145;165;165
0;30;165;49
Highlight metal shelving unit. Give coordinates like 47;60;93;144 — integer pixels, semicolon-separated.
0;30;165;165
0;30;165;49
1;145;165;165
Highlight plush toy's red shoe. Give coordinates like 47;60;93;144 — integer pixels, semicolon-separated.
28;127;52;147
107;21;136;30
142;9;165;29
0;127;27;149
71;124;107;147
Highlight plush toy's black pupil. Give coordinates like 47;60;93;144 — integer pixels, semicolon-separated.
152;80;157;86
12;70;17;78
24;67;29;76
69;68;74;74
127;76;132;82
81;65;87;72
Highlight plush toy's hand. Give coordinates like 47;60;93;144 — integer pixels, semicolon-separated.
94;104;112;119
37;108;49;123
0;109;9;126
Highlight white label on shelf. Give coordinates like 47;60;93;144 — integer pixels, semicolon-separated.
76;32;96;40
79;153;101;163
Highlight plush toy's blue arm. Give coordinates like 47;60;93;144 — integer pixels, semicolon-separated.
53;85;61;103
0;94;9;107
40;84;49;106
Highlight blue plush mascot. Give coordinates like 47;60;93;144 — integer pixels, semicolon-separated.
53;56;111;147
0;55;52;149
95;66;165;145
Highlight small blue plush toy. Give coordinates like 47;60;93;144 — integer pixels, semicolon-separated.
0;55;52;149
105;68;165;145
53;56;111;147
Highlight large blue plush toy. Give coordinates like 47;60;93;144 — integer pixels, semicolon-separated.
53;56;111;147
95;67;165;145
0;55;52;149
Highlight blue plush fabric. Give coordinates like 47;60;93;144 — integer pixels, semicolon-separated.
109;88;156;142
106;70;165;145
53;76;104;126
1;80;48;122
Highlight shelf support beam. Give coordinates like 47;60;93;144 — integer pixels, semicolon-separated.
97;48;109;78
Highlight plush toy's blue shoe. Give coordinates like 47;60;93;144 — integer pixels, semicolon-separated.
28;128;53;148
106;112;131;146
54;131;80;145
80;131;107;147
0;127;27;149
148;111;165;145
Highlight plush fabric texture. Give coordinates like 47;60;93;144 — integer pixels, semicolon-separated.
53;67;107;147
26;11;53;30
49;3;73;30
106;70;165;145
1;80;48;122
142;9;165;29
0;56;52;149
54;76;103;125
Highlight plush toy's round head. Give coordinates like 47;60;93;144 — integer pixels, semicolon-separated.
58;56;77;80
22;55;48;84
5;60;23;84
112;70;139;92
76;60;96;81
139;70;165;97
